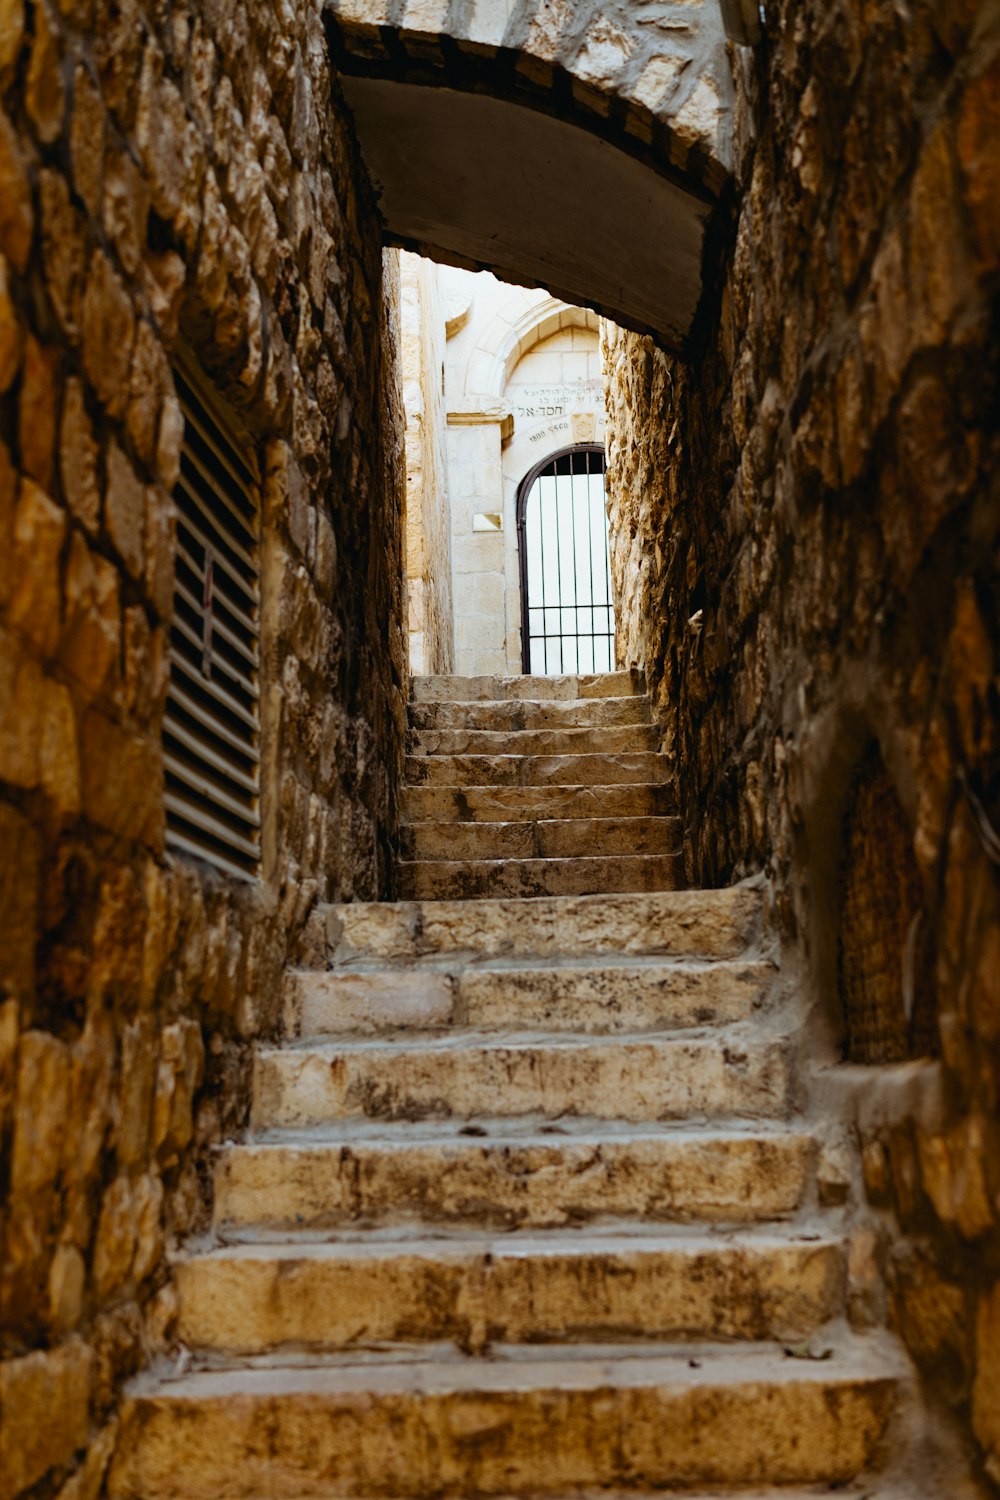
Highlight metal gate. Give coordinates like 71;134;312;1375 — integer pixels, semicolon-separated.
516;444;615;675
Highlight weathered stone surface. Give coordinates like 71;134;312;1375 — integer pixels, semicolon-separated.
325;888;763;965
403;781;676;823
287;958;770;1038
412;670;644;703
402;815;681;861
410;695;650;731
405;750;673;788
215;1129;816;1233
252;1034;794;1129
0;1338;92;1500
410;724;661;757
109;1346;898;1499
399;851;684;900
175;1233;845;1353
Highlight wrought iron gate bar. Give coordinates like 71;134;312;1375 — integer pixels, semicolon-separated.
516;444;615;676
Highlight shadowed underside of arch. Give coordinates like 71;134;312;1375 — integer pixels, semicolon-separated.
323;0;736;350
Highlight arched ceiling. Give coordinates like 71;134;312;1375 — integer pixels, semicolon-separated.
324;0;737;352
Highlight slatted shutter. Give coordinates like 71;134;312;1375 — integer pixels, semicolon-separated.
164;364;262;879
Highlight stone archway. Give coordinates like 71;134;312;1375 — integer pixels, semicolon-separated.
323;0;737;349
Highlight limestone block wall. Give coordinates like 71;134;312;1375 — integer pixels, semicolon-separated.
0;0;403;1492
605;0;999;1480
400;251;453;675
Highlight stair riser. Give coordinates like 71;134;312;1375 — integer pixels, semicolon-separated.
175;1240;846;1354
410;699;650;731
405;753;670;787
215;1135;815;1233
324;889;762;965
110;1374;896;1498
402;784;675;823
399;853;684;900
411;671;643;702
410;726;661;756
286;961;772;1038
252;1040;794;1130
401;816;682;861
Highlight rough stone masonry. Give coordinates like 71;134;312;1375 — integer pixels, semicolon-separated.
605;0;1000;1485
0;0;405;1493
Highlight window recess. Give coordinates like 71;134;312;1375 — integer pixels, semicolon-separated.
164;362;262;880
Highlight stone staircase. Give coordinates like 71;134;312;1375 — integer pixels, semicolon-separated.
400;670;682;899
110;672;922;1499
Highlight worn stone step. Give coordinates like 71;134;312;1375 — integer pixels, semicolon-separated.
411;670;644;702
174;1231;846;1354
398;852;684;901
285;959;772;1038
401;816;682;861
410;697;651;731
109;1341;900;1498
214;1124;816;1233
251;1033;793;1130
401;782;676;824
405;751;671;787
409;725;662;757
323;888;762;965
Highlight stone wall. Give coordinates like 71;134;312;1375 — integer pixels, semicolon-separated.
605;0;999;1483
0;0;403;1491
400;251;453;676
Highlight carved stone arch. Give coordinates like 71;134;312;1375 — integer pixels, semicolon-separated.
323;0;738;349
464;290;599;401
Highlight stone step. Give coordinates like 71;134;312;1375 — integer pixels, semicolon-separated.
401;782;676;824
405;751;671;787
409;725;662;757
411;670;644;702
323;888;762;965
285;958;772;1038
251;1034;794;1130
398;852;684;900
214;1124;816;1233
108;1341;900;1498
410;697;651;731
401;815;682;860
174;1231;846;1354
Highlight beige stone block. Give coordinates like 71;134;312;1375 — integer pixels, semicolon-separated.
8;477;65;657
175;1234;843;1355
0;0;24;76
60;377;101;533
0;105;34;271
40;168;87;341
109;1343;897;1498
25;0;64;143
218;1126;812;1236
252;1032;791;1130
92;1174;137;1298
40;676;81;816
61;530;120;696
974;1281;1000;1483
105;439;145;579
0;676;43;814
48;1242;86;1333
0;1338;92;1500
0;252;21;393
18;331;59;492
70;62;104;221
11;1029;70;1194
82;249;134;415
465;0;514;47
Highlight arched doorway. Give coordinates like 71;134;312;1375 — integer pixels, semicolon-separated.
516;444;614;675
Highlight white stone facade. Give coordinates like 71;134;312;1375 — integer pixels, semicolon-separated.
404;264;609;677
